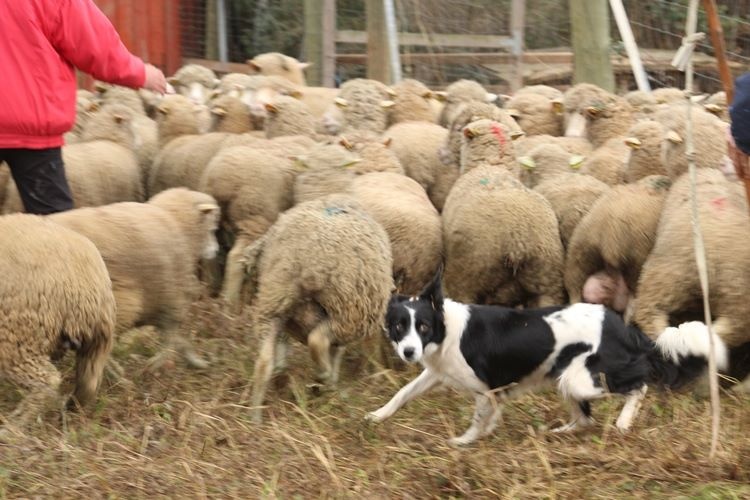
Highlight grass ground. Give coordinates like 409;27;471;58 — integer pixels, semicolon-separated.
1;298;748;499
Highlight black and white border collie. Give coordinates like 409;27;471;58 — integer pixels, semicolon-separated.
367;272;728;446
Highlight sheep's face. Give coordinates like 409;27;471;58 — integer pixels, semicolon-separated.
198;203;220;260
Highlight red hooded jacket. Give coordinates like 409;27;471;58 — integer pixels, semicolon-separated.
0;0;146;149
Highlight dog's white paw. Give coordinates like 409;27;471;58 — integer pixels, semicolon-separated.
365;411;385;423
447;435;475;447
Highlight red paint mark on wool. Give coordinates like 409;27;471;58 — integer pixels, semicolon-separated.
490;123;507;150
710;196;727;211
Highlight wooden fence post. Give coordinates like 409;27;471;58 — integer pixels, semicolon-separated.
569;0;614;91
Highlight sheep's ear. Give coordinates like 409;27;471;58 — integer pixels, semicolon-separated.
422;90;433;99
167;76;181;86
485;92;498;103
298;62;312;70
382;137;393;147
585;105;602;118
211;106;227;117
506;108;521;119
463;127;476;139
198;203;219;214
433;91;448;102
510;130;525;140
94;81;108;92
339;137;354;150
341;158;363;169
212;78;221;88
519;156;535;169
290;155;308;170
380;100;396;108
569;155;585;169
624;137;642;149
209;88;222;99
666;130;683;144
85;101;100;113
247;59;261;72
264;103;279;114
419;265;444;311
113;114;127;124
335;97;349;108
704;103;722;114
551;98;564;113
286;89;304;99
157;103;169;115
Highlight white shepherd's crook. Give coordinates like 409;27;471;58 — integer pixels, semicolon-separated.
671;0;721;460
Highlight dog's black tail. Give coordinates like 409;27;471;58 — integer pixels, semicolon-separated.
635;321;729;389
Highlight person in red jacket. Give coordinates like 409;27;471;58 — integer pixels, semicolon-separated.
0;0;167;214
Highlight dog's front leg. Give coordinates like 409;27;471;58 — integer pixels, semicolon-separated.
366;369;441;422
449;393;500;446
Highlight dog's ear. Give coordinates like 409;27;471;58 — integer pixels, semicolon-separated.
389;293;409;305
419;265;444;311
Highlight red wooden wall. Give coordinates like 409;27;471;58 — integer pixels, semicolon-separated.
93;0;183;76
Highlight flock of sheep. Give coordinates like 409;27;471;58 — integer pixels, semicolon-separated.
1;51;748;433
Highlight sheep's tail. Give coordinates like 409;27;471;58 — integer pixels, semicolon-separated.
71;318;114;408
238;232;268;301
644;321;728;389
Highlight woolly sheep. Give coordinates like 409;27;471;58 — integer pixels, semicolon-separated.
264;95;317;139
346;172;442;295
533;172;610;249
388;78;437;124
514;84;563;100
632;169;750;349
0;215;114;431
240;193;393;422
442;165;565;307
514;134;594;158
624;90;658;115
154;94;207;148
460;119;519;175
94;82;147;115
580;93;635;148
653;104;727;179
442;101;523;167
335;78;395;134
505;92;564;136
564;175;672;312
338;132;404;175
199;143;301;306
703;91;728;122
209;94;253;134
48;189;220;370
3;104;143;213
517;143;586;188
293;143;362;204
651;87;686;105
622;119;670;182
562;83;612;136
168;64;220;103
65;91;101;144
437;79;498;127
383;121;456;211
579;137;630;185
247;52;310;86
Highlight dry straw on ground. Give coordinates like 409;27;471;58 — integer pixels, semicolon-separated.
1;297;748;498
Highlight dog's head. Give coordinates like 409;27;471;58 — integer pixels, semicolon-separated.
385;269;446;363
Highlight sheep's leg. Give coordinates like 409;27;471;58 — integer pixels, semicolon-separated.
552;400;595;433
146;314;208;371
250;318;281;423
615;385;647;432
563;239;603;304
221;234;251;313
307;321;335;385
449;394;501;446
3;357;62;431
329;344;346;384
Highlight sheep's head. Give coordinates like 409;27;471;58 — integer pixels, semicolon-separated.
168;64;220;104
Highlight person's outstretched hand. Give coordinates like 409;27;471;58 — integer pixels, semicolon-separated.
143;63;167;94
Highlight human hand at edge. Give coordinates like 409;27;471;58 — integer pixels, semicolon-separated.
143;63;167;94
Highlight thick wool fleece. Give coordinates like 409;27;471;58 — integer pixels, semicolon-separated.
442;165;565;307
0;215;115;415
564;175;672;303
633;169;750;347
347;172;442;295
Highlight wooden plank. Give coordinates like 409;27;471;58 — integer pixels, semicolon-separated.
336;30;515;50
336;51;574;65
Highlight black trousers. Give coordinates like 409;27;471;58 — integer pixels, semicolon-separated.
0;147;74;215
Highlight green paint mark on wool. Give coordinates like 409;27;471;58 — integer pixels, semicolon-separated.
324;206;347;216
479;178;489;186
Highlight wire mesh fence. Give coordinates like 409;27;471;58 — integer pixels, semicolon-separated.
177;0;750;92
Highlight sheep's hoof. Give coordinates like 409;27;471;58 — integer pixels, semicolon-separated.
183;351;210;370
143;349;177;374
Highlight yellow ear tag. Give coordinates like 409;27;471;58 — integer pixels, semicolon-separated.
519;156;536;169
569;155;585;169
